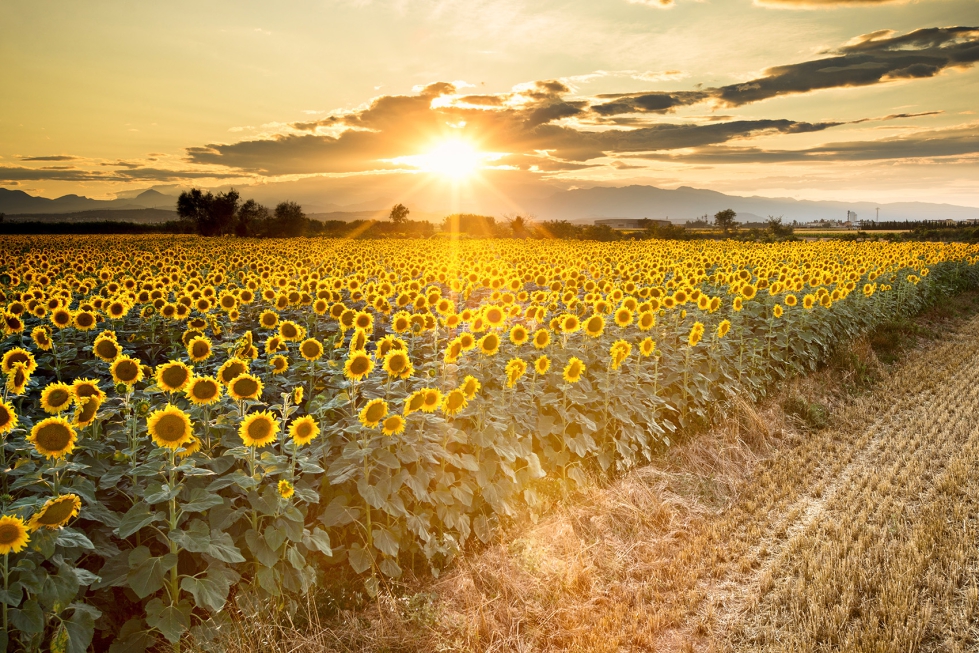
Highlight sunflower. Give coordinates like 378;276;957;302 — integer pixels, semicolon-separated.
239;411;279;447
639;337;656;357
382;350;413;379
6;364;29;395
28;417;77;459
73;310;97;331
187;336;213;362
40;382;74;414
71;377;104;406
110;355;144;387
478;332;500;356
277;480;295;499
27;494;81;531
289;415;320;446
146;405;193;450
717;319;732;338
358;398;389;428
156;360;193;393
610;340;632;371
31;326;52;351
803;294;816;310
458;332;476;350
785;293;798;307
344;351;374;382
461;375;481;400
391;312;411;333
354;311;373;332
0;399;17;434
293;386;303;404
773;304;784;319
505;358;527;388
532;329;551;349
561;314;580;334
0;515;30;555
637;311;656;332
300;338;324;361
382;414;406;436
484;305;505;328
688;323;704;347
228;374;263;401
270;354;289;375
442;388;468;416
217;358;249;385
421;388;442;413
50;308;72;329
614;307;633;328
265;335;287;355
583;314;605;338
741;284;757;300
562;357;585;384
509;324;529;346
92;335;121;362
403;389;426;416
532;355;550;375
2;347;37;375
177;436;201;458
278;321;305;342
186;376;222;406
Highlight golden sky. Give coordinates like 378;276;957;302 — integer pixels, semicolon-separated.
2;0;977;210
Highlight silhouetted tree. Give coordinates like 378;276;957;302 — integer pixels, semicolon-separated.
274;201;308;237
236;199;271;237
177;188;240;236
714;208;737;234
389;203;410;225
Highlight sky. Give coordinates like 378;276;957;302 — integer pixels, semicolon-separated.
1;0;978;213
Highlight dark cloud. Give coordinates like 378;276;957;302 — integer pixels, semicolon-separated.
634;124;979;163
0;166;243;183
591;26;978;115
19;155;79;162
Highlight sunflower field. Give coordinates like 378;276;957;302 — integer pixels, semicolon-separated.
0;234;977;652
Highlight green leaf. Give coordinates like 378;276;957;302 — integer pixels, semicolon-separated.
145;598;190;644
256;566;280;596
127;554;165;600
302;527;332;555
143;482;181;505
170;520;211;554
372;527;399;557
180;575;230;613
55;529;94;550
65;602;100;653
379;557;402;579
115;504;162;539
0;582;23;606
244;530;279;568
207;529;245;564
9;599;44;633
347;544;373;574
181;488;225;513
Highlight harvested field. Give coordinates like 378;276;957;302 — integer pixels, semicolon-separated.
292;306;979;653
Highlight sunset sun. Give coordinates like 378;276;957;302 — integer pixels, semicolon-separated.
396;139;487;179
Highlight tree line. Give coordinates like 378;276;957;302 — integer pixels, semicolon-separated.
176;189;319;237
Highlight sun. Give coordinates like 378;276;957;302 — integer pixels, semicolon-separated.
395;139;487;179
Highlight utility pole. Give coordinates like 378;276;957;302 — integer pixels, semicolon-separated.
876;207;879;221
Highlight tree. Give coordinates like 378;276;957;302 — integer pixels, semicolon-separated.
176;188;239;236
176;189;213;233
767;215;793;238
504;214;535;238
210;189;240;235
273;201;308;237
236;199;271;237
389;203;410;225
714;208;737;234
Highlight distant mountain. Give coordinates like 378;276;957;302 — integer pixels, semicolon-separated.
0;188;178;215
522;185;979;224
5;208;178;224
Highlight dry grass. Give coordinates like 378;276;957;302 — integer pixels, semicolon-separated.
189;295;979;653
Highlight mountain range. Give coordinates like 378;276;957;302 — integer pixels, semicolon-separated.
2;185;978;224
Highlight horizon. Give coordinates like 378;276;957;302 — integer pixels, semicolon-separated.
2;2;978;213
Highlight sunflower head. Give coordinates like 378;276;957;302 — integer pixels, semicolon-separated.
0;515;30;555
40;383;74;414
0;399;18;434
358;398;389;428
532;329;551;349
28;494;82;531
562;357;585;384
147;405;193;450
717;319;732;338
534;355;550;375
92;335;121;362
6;363;30;396
583;314;605;338
640;337;656;357
186;376;222;406
28;417;77;459
277;480;295;500
382;414;406;436
31;326;52;350
289;416;320;446
478;332;500;356
461;375;481;400
300;338;324;361
421;388;442;413
228;374;263;401
269;355;289;375
614;307;633;328
156;360;193;392
111;356;144;388
344;352;374;382
240;411;279;447
504;358;527;389
442;388;468;416
218;358;249;386
187;336;213;362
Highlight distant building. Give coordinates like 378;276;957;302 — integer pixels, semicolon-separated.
594;218;671;230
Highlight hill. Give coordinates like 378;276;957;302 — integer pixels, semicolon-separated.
4;208;178;224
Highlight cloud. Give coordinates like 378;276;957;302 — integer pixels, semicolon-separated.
626;0;676;8
0;166;244;183
593;26;979;115
755;0;913;8
636;123;979;163
19;155;79;162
